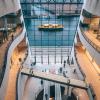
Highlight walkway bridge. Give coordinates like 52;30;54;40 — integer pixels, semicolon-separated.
21;67;94;100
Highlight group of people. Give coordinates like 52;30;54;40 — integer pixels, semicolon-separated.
0;30;8;45
63;57;74;67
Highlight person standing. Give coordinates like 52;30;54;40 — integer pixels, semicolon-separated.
11;34;14;41
63;60;66;68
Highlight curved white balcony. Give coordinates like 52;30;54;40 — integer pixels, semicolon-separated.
74;45;100;100
77;25;100;66
0;20;26;100
0;0;21;17
83;0;100;16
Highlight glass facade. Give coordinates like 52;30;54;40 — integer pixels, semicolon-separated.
21;0;83;63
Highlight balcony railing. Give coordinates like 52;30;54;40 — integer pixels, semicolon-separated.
79;25;100;53
74;45;86;80
0;23;23;87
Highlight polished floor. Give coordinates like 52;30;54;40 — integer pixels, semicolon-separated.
75;46;100;100
5;48;26;100
21;54;89;100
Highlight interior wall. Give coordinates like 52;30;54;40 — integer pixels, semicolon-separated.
83;0;100;16
0;0;21;17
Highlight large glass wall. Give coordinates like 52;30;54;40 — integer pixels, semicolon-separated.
21;0;83;64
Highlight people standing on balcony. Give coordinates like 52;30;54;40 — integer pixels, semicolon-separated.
73;68;76;73
71;57;74;65
3;30;8;41
11;34;14;41
63;60;66;68
0;31;3;45
67;56;70;65
45;93;48;100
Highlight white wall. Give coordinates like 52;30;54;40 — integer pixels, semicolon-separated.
0;1;28;100
0;0;21;17
0;23;26;100
17;73;28;100
77;26;100;66
83;0;100;16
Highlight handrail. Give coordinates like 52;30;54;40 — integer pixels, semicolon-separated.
70;18;80;56
74;45;95;100
16;68;20;100
0;26;23;87
79;25;100;53
20;2;83;4
16;43;28;100
0;23;26;100
74;45;86;80
0;41;11;86
15;9;29;100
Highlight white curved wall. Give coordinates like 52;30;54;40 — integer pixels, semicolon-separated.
0;23;26;100
0;0;21;17
17;73;28;100
77;26;100;66
83;0;100;16
71;45;84;80
0;0;28;99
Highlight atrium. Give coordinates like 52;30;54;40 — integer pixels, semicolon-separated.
0;0;100;100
